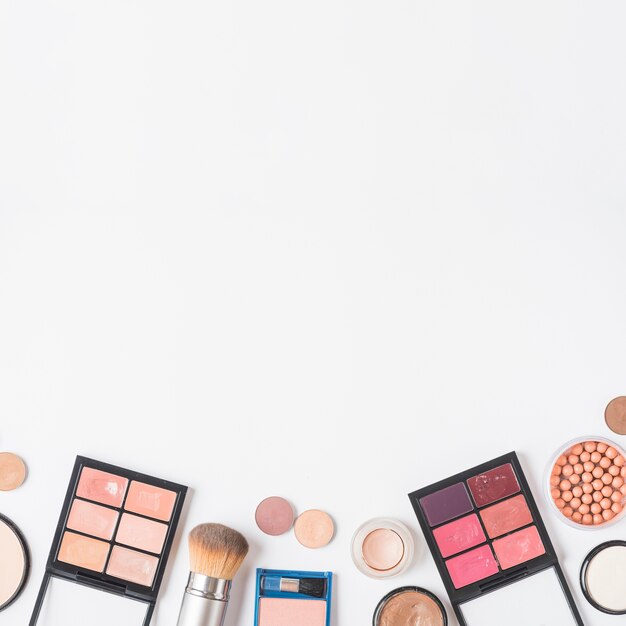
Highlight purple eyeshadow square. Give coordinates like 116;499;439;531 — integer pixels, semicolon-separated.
420;482;474;527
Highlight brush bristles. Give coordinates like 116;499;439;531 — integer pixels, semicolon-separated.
188;523;249;580
298;578;326;598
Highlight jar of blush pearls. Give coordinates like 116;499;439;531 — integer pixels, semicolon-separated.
546;437;626;529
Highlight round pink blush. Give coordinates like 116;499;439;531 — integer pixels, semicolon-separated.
255;497;294;536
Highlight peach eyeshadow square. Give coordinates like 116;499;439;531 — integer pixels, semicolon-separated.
480;494;533;539
76;467;128;508
57;531;110;572
66;499;119;540
258;597;327;626
116;513;168;554
124;481;177;522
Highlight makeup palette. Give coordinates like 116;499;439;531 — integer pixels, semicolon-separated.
255;569;332;626
30;456;187;626
409;452;584;626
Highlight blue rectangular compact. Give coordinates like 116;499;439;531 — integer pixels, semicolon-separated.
254;568;332;626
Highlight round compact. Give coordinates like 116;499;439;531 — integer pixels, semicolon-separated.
545;437;626;529
293;509;334;549
351;518;414;578
580;541;626;614
373;586;447;626
605;396;626;435
0;514;29;611
0;453;27;491
255;497;294;536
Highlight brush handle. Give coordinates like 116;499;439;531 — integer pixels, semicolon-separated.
176;593;229;626
176;573;232;626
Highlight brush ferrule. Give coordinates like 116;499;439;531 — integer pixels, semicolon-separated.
176;574;232;626
185;573;232;601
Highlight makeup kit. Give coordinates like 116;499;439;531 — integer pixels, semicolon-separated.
2;395;626;625
409;453;583;626
30;456;187;626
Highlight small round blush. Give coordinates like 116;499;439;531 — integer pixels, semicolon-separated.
294;510;334;549
605;397;626;435
0;453;27;491
255;497;294;536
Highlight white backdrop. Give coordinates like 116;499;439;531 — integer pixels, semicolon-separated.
2;1;626;625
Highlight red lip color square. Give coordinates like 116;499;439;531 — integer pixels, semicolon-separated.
467;463;520;507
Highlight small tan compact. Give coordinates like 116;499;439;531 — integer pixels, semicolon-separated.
373;587;447;626
0;452;27;491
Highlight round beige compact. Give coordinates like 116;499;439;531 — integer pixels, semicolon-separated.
293;509;334;548
581;541;626;614
373;587;447;626
0;453;27;491
0;514;29;611
351;518;414;578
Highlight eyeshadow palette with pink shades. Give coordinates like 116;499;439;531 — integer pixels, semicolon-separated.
409;452;584;626
30;456;187;626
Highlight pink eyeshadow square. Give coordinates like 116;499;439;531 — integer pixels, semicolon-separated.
258;597;327;626
445;544;499;588
66;499;119;540
76;467;128;508
433;513;486;558
492;525;545;569
116;513;168;554
125;481;177;522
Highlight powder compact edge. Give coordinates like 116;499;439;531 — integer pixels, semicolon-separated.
0;512;30;612
373;586;447;626
580;540;626;615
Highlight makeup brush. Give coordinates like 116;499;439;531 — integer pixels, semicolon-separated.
176;523;249;626
261;575;326;598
